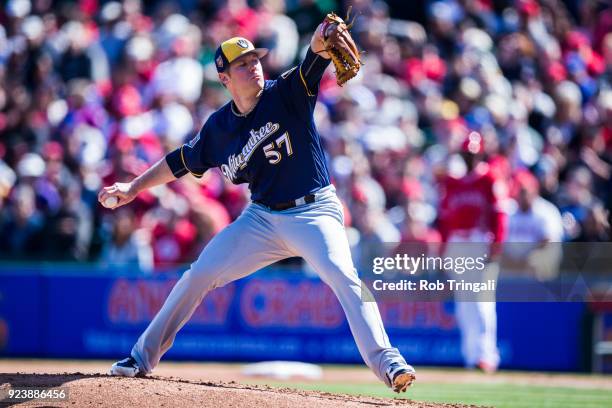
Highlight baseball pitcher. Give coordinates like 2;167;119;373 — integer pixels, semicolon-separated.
99;13;415;393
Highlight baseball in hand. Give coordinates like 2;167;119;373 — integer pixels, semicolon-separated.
103;196;119;209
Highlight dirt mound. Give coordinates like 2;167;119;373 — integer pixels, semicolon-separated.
0;373;477;408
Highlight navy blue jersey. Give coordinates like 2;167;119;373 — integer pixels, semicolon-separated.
166;49;332;206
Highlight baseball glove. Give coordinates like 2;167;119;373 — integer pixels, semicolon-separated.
321;8;362;86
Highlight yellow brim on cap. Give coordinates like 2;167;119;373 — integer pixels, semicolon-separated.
234;48;268;63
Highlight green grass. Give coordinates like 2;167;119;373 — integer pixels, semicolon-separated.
247;380;612;408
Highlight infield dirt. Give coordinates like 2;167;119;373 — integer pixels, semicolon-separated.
0;372;475;407
1;360;610;407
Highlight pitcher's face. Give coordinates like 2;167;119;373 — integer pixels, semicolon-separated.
223;52;264;94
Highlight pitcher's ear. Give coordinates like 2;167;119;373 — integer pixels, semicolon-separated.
219;73;230;85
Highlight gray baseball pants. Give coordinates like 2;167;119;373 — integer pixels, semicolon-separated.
131;185;406;386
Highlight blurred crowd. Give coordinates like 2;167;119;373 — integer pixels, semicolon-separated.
0;0;610;272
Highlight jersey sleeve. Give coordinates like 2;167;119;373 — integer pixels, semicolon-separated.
165;121;214;179
277;47;330;117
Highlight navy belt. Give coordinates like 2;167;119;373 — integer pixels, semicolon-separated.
255;193;316;211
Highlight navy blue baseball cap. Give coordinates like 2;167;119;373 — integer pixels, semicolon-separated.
214;37;268;73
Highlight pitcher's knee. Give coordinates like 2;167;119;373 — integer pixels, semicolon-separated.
183;264;219;290
319;260;360;285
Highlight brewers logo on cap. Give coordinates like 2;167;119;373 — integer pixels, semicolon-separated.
214;37;269;73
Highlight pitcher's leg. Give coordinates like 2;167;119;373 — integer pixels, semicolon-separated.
131;208;291;373
132;267;207;373
279;204;407;386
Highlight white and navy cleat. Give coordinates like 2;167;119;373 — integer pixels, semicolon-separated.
386;362;416;393
109;356;143;377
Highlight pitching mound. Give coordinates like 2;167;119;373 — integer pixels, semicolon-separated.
0;373;476;407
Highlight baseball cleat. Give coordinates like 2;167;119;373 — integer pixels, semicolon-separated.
109;356;143;377
386;362;416;393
